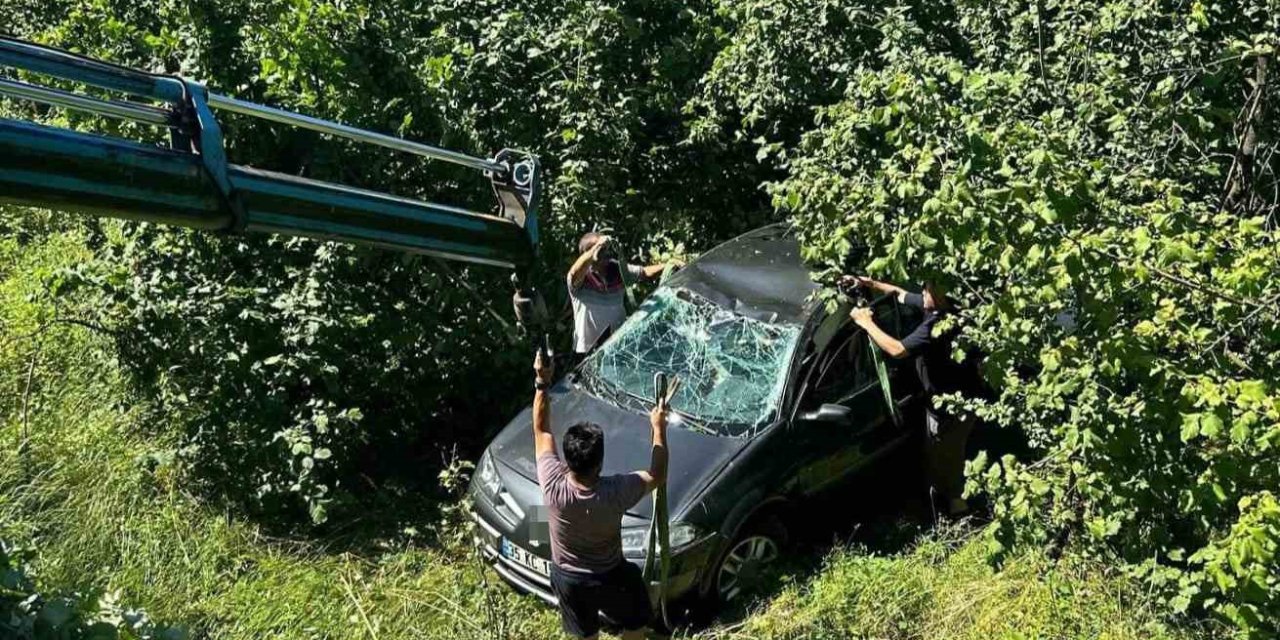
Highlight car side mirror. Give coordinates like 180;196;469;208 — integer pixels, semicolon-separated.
798;403;854;427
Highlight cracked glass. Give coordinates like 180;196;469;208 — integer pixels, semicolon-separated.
578;287;802;436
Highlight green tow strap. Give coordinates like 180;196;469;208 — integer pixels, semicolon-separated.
870;342;901;426
642;480;671;626
644;371;677;628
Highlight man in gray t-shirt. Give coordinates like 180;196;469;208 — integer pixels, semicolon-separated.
567;232;680;354
532;350;669;639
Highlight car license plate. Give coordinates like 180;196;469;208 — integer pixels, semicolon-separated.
500;537;550;578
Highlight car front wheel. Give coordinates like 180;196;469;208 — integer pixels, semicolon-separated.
712;518;785;604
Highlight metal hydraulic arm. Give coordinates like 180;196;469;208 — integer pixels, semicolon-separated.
0;37;542;280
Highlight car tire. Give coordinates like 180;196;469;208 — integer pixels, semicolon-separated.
705;516;788;608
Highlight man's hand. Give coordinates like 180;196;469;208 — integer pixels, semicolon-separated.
532;348;556;458
650;404;669;432
838;274;873;291
534;348;554;388
852;306;909;359
840;275;909;303
638;259;681;279
850;307;874;327
569;235;611;289
650;372;673;432
588;235;611;264
640;375;676;491
642;404;670;490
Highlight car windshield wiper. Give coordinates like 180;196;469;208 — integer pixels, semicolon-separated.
672;411;717;436
579;369;721;436
618;384;724;436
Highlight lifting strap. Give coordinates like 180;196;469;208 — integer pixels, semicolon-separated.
644;371;680;628
871;344;901;426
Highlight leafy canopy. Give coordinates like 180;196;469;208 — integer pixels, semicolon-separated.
4;0;1280;633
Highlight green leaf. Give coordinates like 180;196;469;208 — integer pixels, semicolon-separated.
1238;380;1268;404
1199;413;1223;439
1034;200;1058;224
1181;413;1201;442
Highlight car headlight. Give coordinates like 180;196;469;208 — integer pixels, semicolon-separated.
669;522;701;549
621;528;647;557
622;522;702;558
476;450;501;496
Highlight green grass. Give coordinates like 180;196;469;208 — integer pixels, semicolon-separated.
702;535;1221;640
0;226;1226;639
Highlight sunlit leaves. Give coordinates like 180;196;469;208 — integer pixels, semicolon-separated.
769;0;1280;632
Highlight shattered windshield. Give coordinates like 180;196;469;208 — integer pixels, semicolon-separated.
578;287;802;436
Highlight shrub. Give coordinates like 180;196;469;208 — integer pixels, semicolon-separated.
771;1;1279;633
1;539;185;640
5;0;776;524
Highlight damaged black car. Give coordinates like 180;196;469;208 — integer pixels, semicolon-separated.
467;225;926;612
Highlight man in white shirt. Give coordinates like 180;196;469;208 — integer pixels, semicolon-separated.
567;232;678;354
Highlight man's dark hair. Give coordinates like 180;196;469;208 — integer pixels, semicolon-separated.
578;232;602;255
563;422;605;477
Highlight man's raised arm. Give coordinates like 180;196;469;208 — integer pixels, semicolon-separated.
532;349;556;459
840;275;909;304
631;260;684;280
852;307;910;359
568;236;607;289
637;399;670;492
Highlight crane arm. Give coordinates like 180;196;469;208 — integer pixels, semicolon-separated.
0;36;540;274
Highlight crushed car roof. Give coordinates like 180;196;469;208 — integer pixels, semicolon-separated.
662;224;820;325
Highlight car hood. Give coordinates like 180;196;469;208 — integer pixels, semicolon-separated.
486;381;749;519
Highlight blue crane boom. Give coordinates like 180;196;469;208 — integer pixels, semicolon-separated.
0;36;541;275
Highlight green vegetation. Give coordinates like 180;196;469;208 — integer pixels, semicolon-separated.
0;222;556;638
708;534;1207;640
769;2;1280;634
0;224;1224;640
3;0;1279;637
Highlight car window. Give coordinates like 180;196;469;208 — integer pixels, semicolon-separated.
808;329;873;405
805;301;900;406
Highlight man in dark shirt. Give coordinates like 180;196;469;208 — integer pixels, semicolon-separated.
843;275;978;517
532;349;669;639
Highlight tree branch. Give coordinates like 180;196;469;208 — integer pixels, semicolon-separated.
1222;54;1269;213
1036;0;1049;91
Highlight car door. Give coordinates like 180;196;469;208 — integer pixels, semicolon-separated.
788;300;915;496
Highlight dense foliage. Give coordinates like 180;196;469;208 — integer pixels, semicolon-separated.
4;0;1280;634
0;216;183;640
4;0;771;525
757;1;1279;634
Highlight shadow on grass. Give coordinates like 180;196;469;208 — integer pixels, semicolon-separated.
223;427;494;559
668;442;936;634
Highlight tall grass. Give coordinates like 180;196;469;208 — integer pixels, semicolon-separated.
701;533;1225;640
1;224;1225;639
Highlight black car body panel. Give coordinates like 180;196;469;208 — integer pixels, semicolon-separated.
467;224;924;608
663;225;819;324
